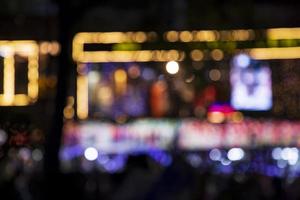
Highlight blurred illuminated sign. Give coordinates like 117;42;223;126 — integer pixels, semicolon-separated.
72;32;185;63
73;32;186;119
230;54;272;110
0;41;39;106
73;28;300;119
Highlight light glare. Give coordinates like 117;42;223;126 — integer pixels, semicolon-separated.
227;148;245;161
84;147;98;161
234;54;250;68
166;61;179;74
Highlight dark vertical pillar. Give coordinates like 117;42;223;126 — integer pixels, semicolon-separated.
43;1;72;199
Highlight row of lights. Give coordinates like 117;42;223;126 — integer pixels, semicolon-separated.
272;147;299;166
73;31;157;45
74;31;300;64
73;49;185;63
165;27;300;43
74;48;226;63
164;29;255;43
191;47;300;61
1;28;299;108
209;148;245;164
80;146;300;173
84;146;244;166
190;49;224;61
66;145;300;174
190;147;300;168
207;111;244;124
73;27;300;46
74;46;300;63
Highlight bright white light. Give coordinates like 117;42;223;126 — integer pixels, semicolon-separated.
230;64;272;111
84;147;98;161
272;147;282;160
234;54;250;68
209;148;222;161
227;148;245;161
281;147;298;160
281;147;298;165
290;147;299;162
281;148;290;160
166;61;179;74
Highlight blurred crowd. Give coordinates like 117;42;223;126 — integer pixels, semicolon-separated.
2;149;300;200
2;120;300;199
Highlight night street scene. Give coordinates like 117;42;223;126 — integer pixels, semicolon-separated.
1;0;300;199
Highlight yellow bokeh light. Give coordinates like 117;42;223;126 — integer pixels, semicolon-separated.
179;31;193;42
267;28;300;40
134;32;147;43
190;49;204;61
3;56;15;105
97;86;113;107
232;30;251;41
64;96;75;119
50;41;60;55
209;69;221;81
208;112;225;123
114;69;127;95
77;75;88;119
14;95;30;106
211;49;224;61
249;47;300;60
196;31;216;41
165;31;179;42
64;107;75;119
166;50;180;60
40;42;49;54
231;112;244;123
0;41;39;106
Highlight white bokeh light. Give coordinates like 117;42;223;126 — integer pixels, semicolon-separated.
281;147;298;165
84;147;98;161
227;148;245;161
166;61;179;74
209;148;222;161
272;147;282;160
234;54;250;68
